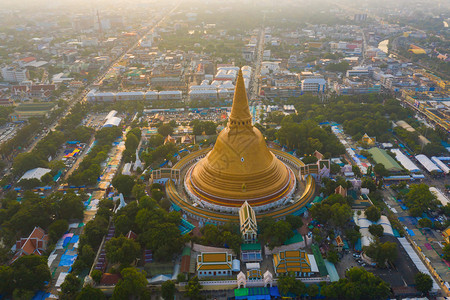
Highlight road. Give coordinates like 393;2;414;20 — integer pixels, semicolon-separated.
45;2;182;294
27;2;181;156
248;28;265;101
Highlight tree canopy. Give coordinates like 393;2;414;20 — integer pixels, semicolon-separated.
161;280;176;300
368;224;384;237
105;236;141;266
365;206;381;222
185;276;203;300
322;267;390;300
112;175;135;197
0;255;51;296
277;272;306;296
364;240;397;267
258;217;294;249
112;268;148;300
157;124;174;137
414;272;433;295
75;286;106;300
404;184;438;217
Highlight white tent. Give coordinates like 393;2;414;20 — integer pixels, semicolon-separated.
391;149;420;172
415;154;441;173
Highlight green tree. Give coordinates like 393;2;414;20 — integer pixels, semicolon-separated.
112;175;135;197
78;245;95;270
404;184;438;217
307;284;319;298
361;178;377;192
12;152;47;176
185;276;203;300
18;178;42;189
161;280;176;300
132;183;147;200
368;224;384;237
322;267;390;300
91;269;103;284
327;249;339;264
352;165;362;177
365;206;381;222
277;272;306;296
345;227;362;247
48;219;69;243
60;273;81;299
259;219;294;249
41;172;54;185
285;215;304;230
422;143;446;156
105;236;141;266
364;240;397;267
203;121;217;135
418;218;432;228
414;272;433;295
157;124;174;137
58;193;84;220
112;268;148;300
0;265;13;295
148;134;164;148
82;216;108;250
442;244;450;261
75;286;106;300
11;255;51;294
125;133;139;152
373;163;389;177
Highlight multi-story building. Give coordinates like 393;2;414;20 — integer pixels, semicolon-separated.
301;78;327;92
1;66;29;83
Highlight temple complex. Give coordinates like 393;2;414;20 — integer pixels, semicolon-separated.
163;68;317;223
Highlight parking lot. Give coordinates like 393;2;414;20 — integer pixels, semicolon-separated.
0;122;23;145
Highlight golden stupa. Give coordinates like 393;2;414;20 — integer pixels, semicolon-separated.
185;69;294;208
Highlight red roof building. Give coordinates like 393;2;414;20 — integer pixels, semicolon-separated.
335;185;347;197
11;226;49;264
125;230;137;240
11;84;55;99
100;273;121;285
20;57;36;63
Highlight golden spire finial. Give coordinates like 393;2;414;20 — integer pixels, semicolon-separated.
229;68;252;126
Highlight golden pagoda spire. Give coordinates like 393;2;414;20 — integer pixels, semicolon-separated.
229;68;252;127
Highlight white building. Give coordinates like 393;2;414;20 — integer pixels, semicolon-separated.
1;66;29;82
103;116;121;128
19;167;52;182
415;154;442;173
144;91;158;100
301;78;327;92
158;90;182;101
346;68;370;77
189;89;217;100
115;91;144;101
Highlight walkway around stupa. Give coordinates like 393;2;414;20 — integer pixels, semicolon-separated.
167;148;316;224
